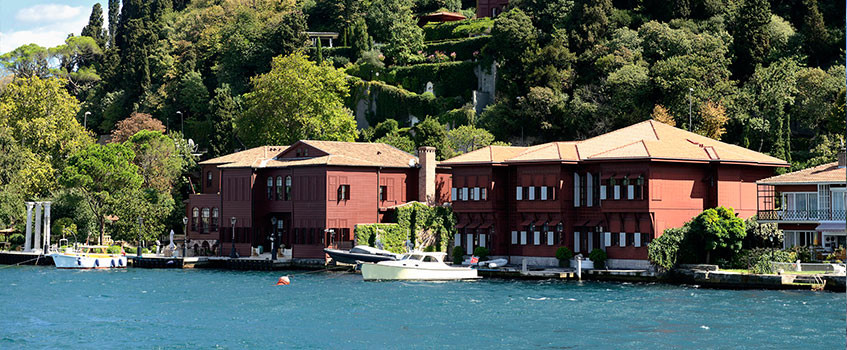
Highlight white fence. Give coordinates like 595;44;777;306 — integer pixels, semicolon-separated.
771;262;846;275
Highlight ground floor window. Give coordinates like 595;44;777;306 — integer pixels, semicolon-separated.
783;231;816;248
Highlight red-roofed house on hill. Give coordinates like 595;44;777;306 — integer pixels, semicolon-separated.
757;149;847;255
441;120;789;268
186;142;450;260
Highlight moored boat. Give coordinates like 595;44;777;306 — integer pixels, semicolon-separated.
50;245;127;269
361;251;479;281
324;245;400;264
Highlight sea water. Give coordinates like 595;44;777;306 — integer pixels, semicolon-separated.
0;266;843;349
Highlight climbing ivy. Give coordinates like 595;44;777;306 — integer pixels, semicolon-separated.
354;202;456;253
346;77;463;127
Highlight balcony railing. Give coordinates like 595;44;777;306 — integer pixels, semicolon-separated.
758;209;847;221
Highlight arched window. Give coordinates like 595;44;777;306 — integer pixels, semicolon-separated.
202;208;210;233
267;177;274;200
285;175;292;201
276;176;283;200
192;207;199;231
212;208;219;231
206;171;213;188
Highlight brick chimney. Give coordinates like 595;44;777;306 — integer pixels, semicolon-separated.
838;147;846;168
418;146;436;203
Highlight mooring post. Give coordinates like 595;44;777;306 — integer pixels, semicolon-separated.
577;258;582;281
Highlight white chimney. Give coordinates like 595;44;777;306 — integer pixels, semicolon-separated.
418;147;436;203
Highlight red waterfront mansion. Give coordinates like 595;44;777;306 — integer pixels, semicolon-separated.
186;141;449;259
441;120;789;268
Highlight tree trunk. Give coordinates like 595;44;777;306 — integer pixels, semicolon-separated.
706;250;711;265
99;217;105;245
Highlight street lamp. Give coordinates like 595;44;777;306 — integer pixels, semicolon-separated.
688;87;694;131
136;216;143;259
83;111;91;129
270;217;278;261
176;111;184;135
183;216;189;258
230;216;237;258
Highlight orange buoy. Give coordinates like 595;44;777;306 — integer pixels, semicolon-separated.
276;276;291;285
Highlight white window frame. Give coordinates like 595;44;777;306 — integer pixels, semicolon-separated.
479;234;486;248
474;187;481;201
604;232;612;247
511;231;518;244
627;185;635;200
534;231;541;245
520;231;527;245
516;187;523;201
634;232;642;247
600;185;607;200
547;231;554;245
540;186;548;200
462;187;469;202
528;186;536;200
619;232;626;247
451;188;457;201
781;192;819;220
614;185;621;200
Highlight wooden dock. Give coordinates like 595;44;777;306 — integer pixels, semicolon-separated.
128;256;209;269
0;251;53;266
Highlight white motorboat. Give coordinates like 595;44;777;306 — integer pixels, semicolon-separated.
50;245;127;269
360;251;480;281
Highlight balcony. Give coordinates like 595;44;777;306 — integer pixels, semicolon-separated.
758;209;847;222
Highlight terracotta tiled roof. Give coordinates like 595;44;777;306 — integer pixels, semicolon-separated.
758;162;846;184
198;146;288;166
217;141;417;169
441;120;789;167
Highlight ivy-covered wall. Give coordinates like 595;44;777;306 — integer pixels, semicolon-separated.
347;78;464;127
383;61;478;99
423;18;494;41
423;36;490;61
354;202;456;253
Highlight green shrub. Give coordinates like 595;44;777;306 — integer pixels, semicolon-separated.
125;246;137;254
382;61;477;99
307;46;356;62
8;233;24;245
423;36;490;61
423;18;494;41
473;246;489;261
648;226;686;270
730;248;796;274
589;249;607;268
107;245;122;254
555;246;573;267
787;246;813;262
452;246;464;265
328;56;351;68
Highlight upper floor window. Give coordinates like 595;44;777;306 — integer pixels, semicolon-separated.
481;187;487;200
380;186;388;201
833;189;846;212
540;186;548;200
461;187;469;201
528;186;536;200
276;176;283;200
782;192;818;213
206;171;212;188
285;175;292;200
201;208;210;233
267;177;274;200
516;186;523;201
338;184;351;200
451;187;457;201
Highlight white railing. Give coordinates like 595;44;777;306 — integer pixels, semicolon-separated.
771;262;846;275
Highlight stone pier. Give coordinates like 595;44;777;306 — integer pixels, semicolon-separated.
24;202;33;252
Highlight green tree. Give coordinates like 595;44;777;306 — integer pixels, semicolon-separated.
209;84;241;157
350;17;372;60
730;0;771;79
367;0;415;43
511;0;573;33
799;0;829;66
383;15;424;65
108;0;120;47
111;112;166;143
446;125;496;155
0;44;50;78
413;117;451;160
124;130;187;193
50;36;103;96
567;0;613;53
690;207;746;264
59;143;143;244
80;3;107;49
237;53;357;146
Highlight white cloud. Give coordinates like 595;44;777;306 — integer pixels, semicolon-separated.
15;4;84;22
0;16;90;54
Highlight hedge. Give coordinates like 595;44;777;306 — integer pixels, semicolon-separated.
423;18;494;41
383;61;478;99
347;77;464;127
423;36;490;61
354;202;456;253
308;46;357;62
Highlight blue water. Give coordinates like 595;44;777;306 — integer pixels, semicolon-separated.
0;267;843;349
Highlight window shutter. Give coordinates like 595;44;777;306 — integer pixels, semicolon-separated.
619;233;626;247
586;173;593;207
634;232;641;247
328;176;337;201
574;232;580;252
604;232;611;247
573;173;581;207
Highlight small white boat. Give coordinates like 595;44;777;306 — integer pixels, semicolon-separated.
360;251;480;281
50;245;127;269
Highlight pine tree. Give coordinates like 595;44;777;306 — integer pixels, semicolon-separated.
81;4;106;49
731;0;771;79
567;0;613;53
108;0;120;48
800;0;829;66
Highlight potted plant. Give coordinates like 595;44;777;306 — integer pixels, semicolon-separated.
589;248;607;269
556;246;573;267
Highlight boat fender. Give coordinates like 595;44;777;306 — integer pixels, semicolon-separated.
111;259;116;267
95;259;99;267
77;257;81;266
118;259;123;266
276;276;291;285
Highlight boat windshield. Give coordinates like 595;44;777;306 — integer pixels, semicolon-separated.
403;254;424;261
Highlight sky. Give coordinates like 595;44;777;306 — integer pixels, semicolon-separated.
0;1;106;54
